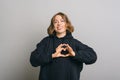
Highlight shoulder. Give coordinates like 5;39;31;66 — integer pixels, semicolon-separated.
72;38;82;44
72;38;89;48
41;36;51;41
37;36;51;46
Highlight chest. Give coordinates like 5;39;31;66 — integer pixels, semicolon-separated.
53;38;76;53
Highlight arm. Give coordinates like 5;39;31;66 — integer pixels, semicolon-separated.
30;38;52;67
72;40;97;65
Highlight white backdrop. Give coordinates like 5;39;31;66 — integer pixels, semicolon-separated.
0;0;120;80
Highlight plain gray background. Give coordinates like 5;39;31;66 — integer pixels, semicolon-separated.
0;0;120;80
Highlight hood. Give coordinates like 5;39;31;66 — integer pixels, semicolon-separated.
49;30;73;39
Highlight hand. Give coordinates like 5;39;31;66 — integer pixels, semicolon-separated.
65;44;75;57
52;44;75;58
52;44;67;58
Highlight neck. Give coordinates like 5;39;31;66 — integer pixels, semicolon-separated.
56;32;66;38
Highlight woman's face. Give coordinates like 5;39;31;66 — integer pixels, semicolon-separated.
53;15;67;34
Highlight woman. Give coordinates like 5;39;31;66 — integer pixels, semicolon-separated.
30;12;97;80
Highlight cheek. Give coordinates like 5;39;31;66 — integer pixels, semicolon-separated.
53;26;57;31
53;24;57;28
64;24;67;29
54;25;57;27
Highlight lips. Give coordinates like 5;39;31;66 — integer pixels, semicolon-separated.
57;26;63;30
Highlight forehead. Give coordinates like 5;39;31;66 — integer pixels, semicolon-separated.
54;15;63;20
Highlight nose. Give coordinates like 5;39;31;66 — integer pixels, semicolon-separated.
57;21;61;25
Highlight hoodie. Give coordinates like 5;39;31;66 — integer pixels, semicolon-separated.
30;31;97;80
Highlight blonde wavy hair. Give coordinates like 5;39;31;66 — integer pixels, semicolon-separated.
47;12;74;35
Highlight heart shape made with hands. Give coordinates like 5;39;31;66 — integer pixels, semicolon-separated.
61;45;67;48
60;44;74;56
52;44;75;58
61;45;69;55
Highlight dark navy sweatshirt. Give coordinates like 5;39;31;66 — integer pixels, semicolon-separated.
30;32;97;80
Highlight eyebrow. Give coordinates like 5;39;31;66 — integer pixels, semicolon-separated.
54;18;65;21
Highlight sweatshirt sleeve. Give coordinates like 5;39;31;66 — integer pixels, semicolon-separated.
72;39;97;65
30;38;52;67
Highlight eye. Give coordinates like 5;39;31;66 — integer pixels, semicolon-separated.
54;21;58;23
61;19;65;22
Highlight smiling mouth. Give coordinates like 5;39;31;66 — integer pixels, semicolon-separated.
57;26;63;30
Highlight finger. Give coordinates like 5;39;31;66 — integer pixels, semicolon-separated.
58;44;63;48
61;48;66;51
62;48;67;51
59;54;66;57
56;44;64;50
62;43;67;46
65;44;70;50
61;44;67;49
65;54;70;57
66;44;71;48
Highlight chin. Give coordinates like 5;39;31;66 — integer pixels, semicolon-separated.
58;32;66;34
55;29;66;34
